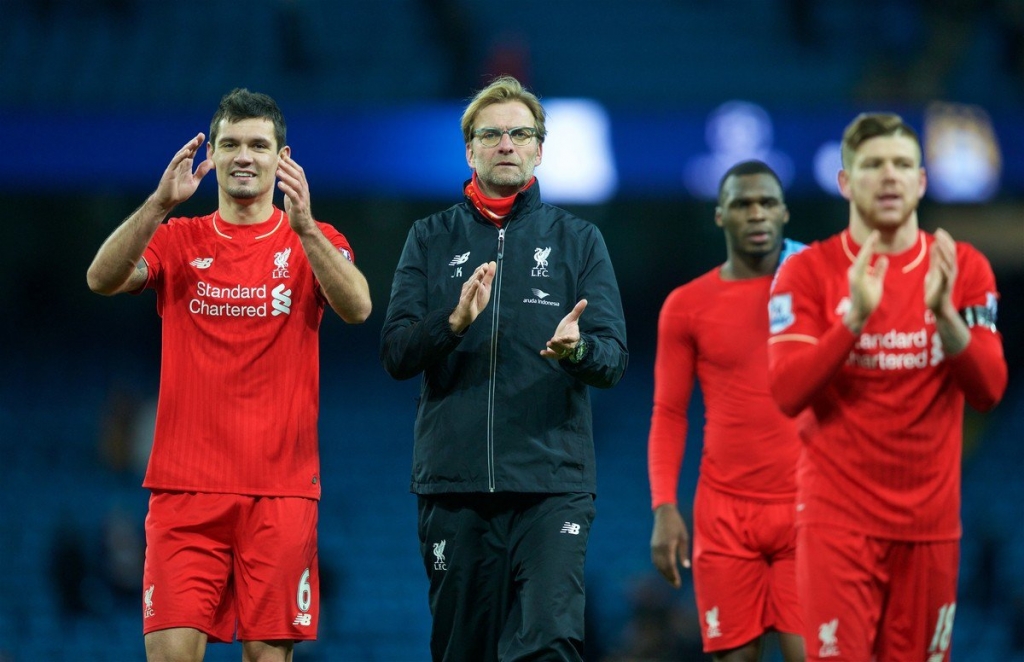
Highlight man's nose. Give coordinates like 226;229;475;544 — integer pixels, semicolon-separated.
496;132;516;150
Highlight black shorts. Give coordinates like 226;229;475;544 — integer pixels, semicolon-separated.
417;492;595;662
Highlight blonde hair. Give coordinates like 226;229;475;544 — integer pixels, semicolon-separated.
841;112;921;170
460;75;546;145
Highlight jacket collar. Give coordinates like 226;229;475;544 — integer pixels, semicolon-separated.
462;177;542;225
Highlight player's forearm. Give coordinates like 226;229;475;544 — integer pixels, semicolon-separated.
933;302;971;356
86;196;169;295
769;322;857;416
319;259;372;325
946;331;1007;412
298;229;371;324
648;410;687;510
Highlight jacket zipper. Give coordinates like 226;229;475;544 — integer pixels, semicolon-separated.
486;227;505;492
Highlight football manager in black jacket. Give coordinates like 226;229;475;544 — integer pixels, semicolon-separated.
380;75;628;662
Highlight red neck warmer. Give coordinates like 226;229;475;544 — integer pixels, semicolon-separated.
464;173;536;227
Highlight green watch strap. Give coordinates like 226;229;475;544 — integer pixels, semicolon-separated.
569;337;588;364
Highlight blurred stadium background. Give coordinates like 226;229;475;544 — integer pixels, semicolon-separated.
0;0;1022;660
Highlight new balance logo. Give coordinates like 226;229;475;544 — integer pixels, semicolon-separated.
190;257;213;269
560;522;580;535
272;284;292;316
292;613;312;626
450;251;470;278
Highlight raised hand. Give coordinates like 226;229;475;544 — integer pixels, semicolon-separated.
276;152;315;234
87;133;211;295
925;228;958;315
844;230;888;334
153;133;213;210
541;299;588;359
449;262;497;334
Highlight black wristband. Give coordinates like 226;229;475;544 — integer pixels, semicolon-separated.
960;304;997;331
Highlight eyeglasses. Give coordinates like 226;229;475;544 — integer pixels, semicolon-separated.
473;127;539;147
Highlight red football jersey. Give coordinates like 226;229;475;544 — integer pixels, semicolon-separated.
649;269;802;509
140;208;354;499
768;229;1006;540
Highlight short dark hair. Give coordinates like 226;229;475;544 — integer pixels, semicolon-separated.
841;112;921;170
209;88;287;151
717;160;783;205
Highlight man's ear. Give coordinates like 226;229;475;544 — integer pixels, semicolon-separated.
837;169;851;201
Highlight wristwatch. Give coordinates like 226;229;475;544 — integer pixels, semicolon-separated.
568;337;588;364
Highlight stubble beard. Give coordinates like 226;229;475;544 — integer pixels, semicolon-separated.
858;199;914;231
224;184;260;200
482;166;530;192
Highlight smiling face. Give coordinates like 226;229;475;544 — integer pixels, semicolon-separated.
466;101;542;198
716;172;789;260
208;117;285;203
839;133;926;237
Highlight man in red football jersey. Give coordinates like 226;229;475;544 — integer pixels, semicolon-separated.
767;112;1007;662
648;160;806;662
87;88;371;662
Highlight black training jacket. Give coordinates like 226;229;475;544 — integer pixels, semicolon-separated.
380;181;628;496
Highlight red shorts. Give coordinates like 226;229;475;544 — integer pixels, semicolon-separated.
691;485;801;653
142;491;320;643
798;525;959;661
